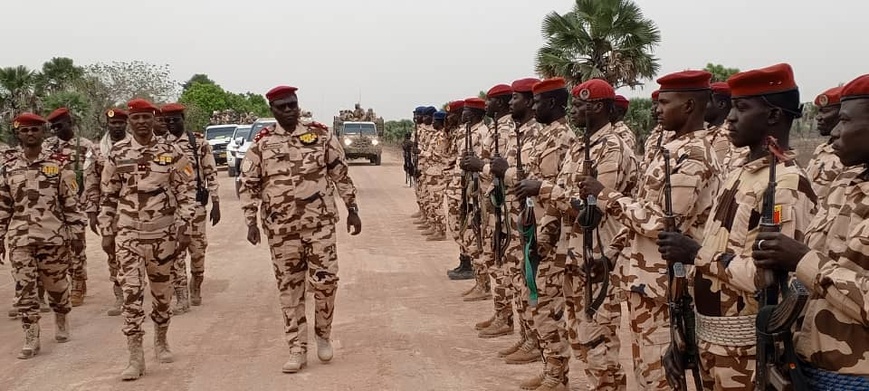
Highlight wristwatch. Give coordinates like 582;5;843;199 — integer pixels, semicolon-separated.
348;205;359;214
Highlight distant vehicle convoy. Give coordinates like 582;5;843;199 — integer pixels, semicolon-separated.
334;105;384;166
204;124;238;166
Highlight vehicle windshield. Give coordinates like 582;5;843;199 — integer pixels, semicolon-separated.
248;121;277;141
342;123;377;136
206;126;237;141
233;126;252;140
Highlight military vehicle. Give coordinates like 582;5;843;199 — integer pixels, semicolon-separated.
333;106;384;165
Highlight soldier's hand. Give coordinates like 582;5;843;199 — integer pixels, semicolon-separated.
490;157;508;178
752;231;809;272
87;212;99;235
656;232;700;265
101;235;115;254
71;239;84;254
247;225;261;245
460;155;484;172
515;179;542;199
663;345;687;389
209;202;221;226
578;176;605;199
347;211;362;236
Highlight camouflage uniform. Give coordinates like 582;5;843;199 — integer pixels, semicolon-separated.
597;130;722;389
504;118;575;386
0;149;84;325
166;131;219;300
448;121;489;279
43;135;94;296
639;125;670;173
706;123;733;167
796;164;869;385
611;120;637;153
99;137;194;336
693;151;815;390
420;128;449;236
538;123;638;390
804;139;843;207
239;121;357;354
415;124;433;221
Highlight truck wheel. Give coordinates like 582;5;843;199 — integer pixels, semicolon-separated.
228;165;237;177
374;154;382;166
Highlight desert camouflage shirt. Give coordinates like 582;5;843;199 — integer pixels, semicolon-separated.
98;136;195;236
804;140;843;207
166;131;220;204
83;133;128;213
612;120;637;153
599;129;722;299
538;123;638;267
240;122;357;233
446;121;487;198
0;148;85;247
795;164;869;375
706;122;733;167
640;125;672;174
481;118;541;209
694;151;816;317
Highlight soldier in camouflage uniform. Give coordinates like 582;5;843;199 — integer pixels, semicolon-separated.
705;82;736;165
83;108;129;316
99;99;195;381
44;107;95;307
658;63;817;390
752;73;869;389
160;103;221;314
805;86;845;206
240;85;361;374
0;113;85;359
511;78;576;391
580;70;723;390
612;95;638;152
541;79;637;390
410;106;428;223
420;107;447;241
444;100;476;280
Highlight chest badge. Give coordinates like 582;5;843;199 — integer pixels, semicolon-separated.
41;164;60;178
298;133;318;145
154;154;173;166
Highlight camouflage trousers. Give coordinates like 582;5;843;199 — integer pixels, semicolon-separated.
105;249;119;285
626;292;670;390
446;191;481;259
67;230;88;282
266;225;339;353
483;216;513;320
10;245;71;324
116;227;177;336
563;267;626;390
423;177;447;235
530;253;570;377
172;205;208;288
698;340;755;390
505;217;535;340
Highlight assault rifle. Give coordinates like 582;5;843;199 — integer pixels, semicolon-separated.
662;149;703;391
515;123;539;306
460;122;483;254
574;115;608;317
754;136;810;391
490;118;510;265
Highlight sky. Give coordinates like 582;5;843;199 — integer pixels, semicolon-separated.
1;0;866;123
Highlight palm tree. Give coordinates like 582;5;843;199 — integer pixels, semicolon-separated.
38;57;84;95
0;65;38;117
536;0;661;89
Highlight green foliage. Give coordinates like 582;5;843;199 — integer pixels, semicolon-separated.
704;63;740;83
536;0;661;88
183;104;212;133
180;83;229;114
182;74;216;91
384;119;414;143
37;57;84;95
622;97;654;150
86;61;179;104
179;76;271;131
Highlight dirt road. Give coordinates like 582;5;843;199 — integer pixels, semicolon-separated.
0;149;639;391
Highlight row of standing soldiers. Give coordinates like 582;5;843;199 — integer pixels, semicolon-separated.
0;101;222;381
407;64;869;391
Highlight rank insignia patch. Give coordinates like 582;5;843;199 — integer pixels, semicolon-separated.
299;133;318;145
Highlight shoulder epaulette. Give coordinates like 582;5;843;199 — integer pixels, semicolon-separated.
50;152;70;165
254;126;273;143
306;121;329;133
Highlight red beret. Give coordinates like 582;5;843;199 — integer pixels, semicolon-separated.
727;63;797;98
657;70;712;92
487;84;513;98
46;107;71;122
533;77;567;95
711;82;731;96
127;99;158;115
160;103;186;114
651;90;660;101
573;79;615;101
842;74;869;102
106;108;128;119
464;97;486;110
614;95;629;109
446;100;465;113
815;86;843;107
12;113;47;129
511;78;540;93
265;85;298;102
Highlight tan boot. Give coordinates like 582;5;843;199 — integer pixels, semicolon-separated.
410;211;421;219
107;284;123;316
425;231;446;241
535;357;569;391
70;279;84;307
55;313;70;343
504;336;542;365
479;315;513;338
17;323;40;360
463;284;491;302
172;287;189;315
8;307;18;319
461;282;478;297
520;373;545;390
474;314;495;331
189;274;203;306
498;336;526;358
316;337;333;362
154;325;174;363
282;351;307;373
421;227;437;236
121;334;145;381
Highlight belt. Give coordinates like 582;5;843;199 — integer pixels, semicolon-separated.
695;312;756;347
804;365;869;390
117;215;175;232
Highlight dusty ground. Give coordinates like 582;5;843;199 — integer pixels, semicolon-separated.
0;149;645;391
